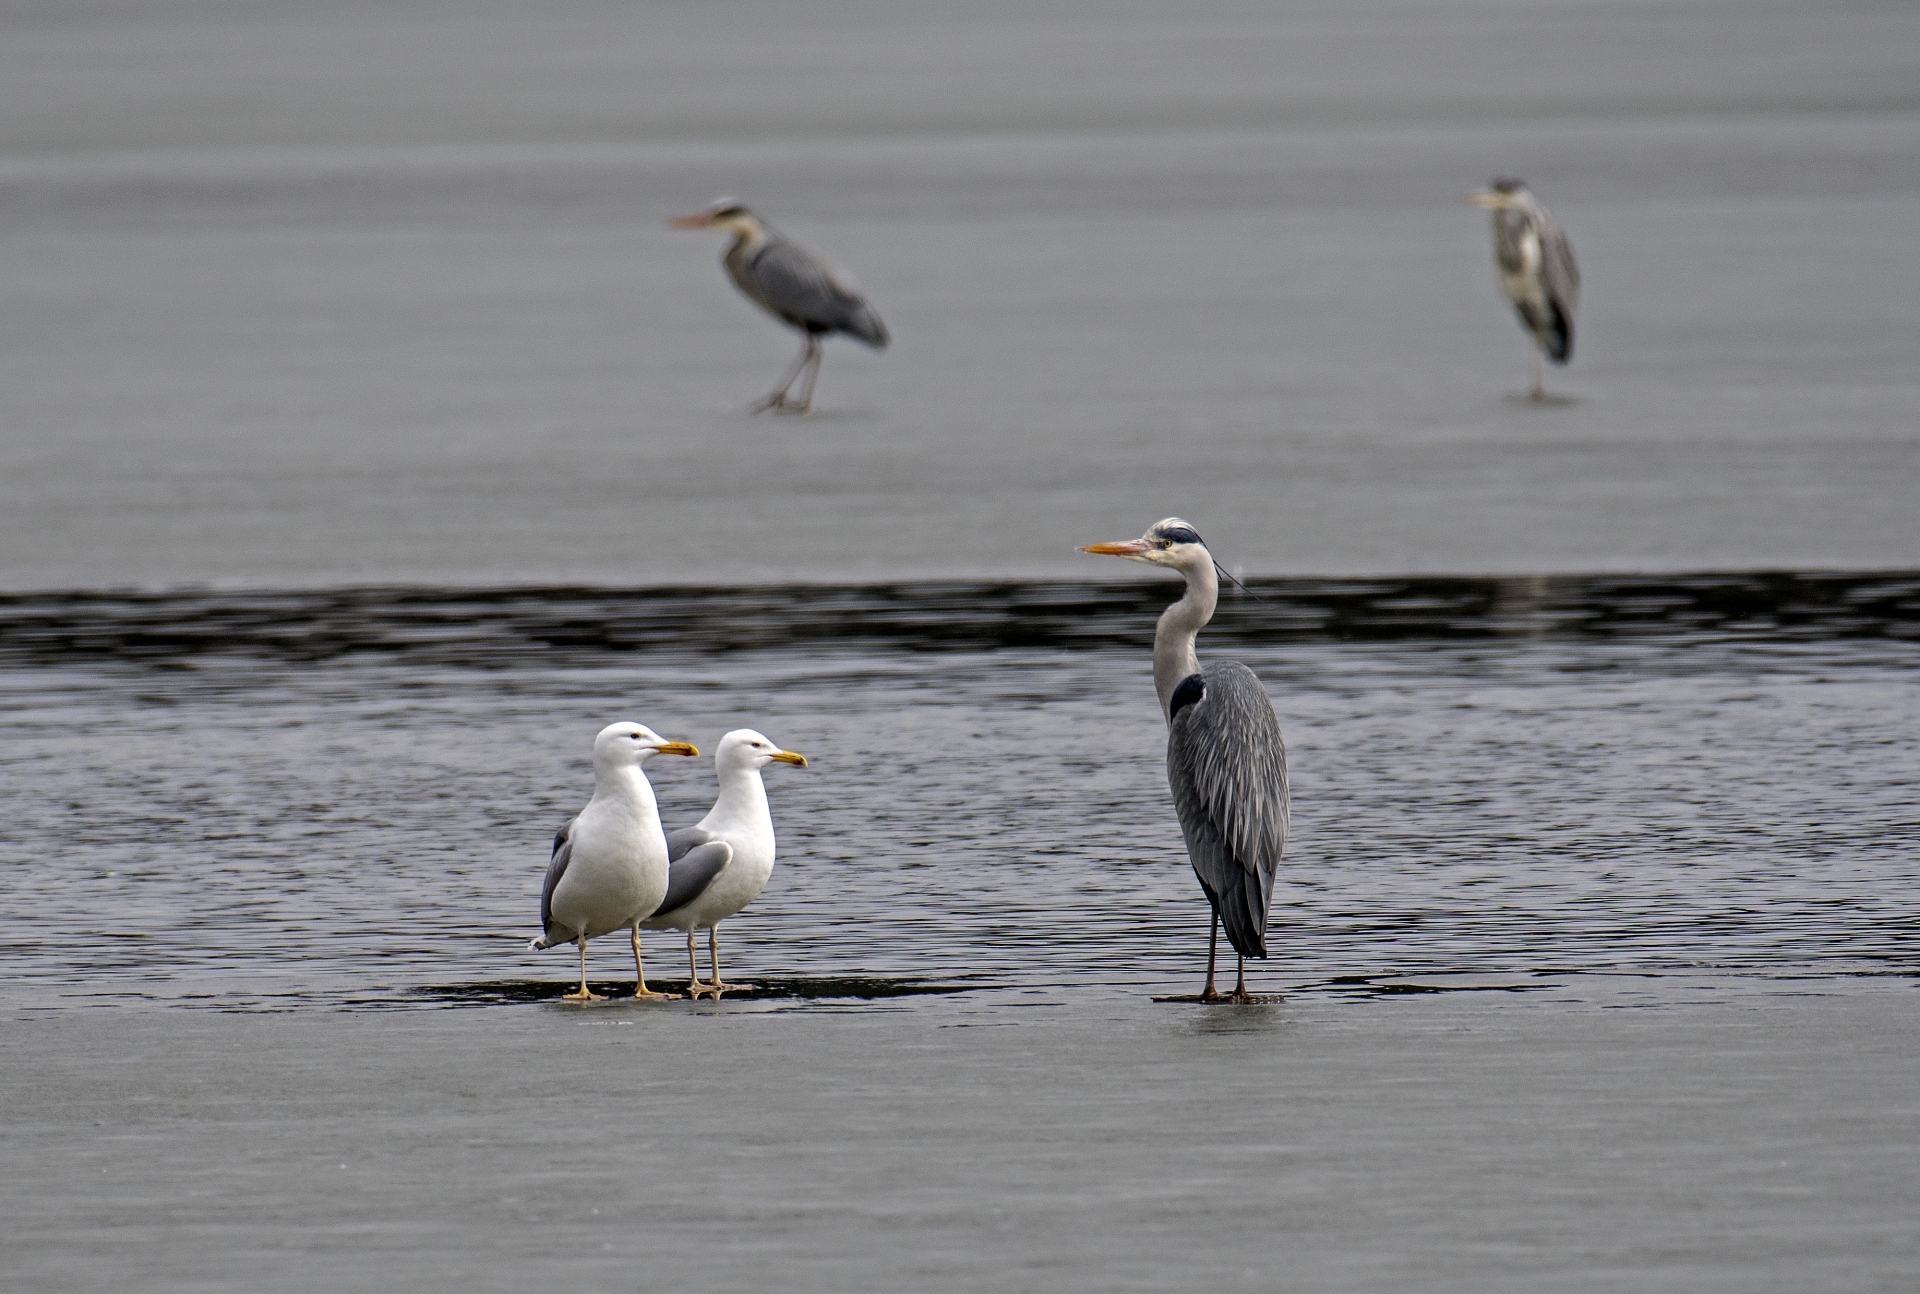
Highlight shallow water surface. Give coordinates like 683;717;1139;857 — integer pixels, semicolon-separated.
5;575;1914;1011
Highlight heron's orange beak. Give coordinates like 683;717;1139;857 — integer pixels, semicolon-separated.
654;741;700;757
1079;539;1152;558
669;211;715;229
769;750;808;767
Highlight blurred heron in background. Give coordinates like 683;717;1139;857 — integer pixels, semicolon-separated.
671;200;888;414
1081;519;1290;1004
1470;179;1580;400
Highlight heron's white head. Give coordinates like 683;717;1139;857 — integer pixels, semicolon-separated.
1469;177;1533;211
668;198;762;239
1079;517;1211;571
592;721;699;770
715;728;808;774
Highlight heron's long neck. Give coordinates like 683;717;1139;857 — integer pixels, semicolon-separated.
722;218;770;268
1153;560;1216;720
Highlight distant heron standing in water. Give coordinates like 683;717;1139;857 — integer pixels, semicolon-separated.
671;200;888;414
1081;519;1289;1004
645;729;809;998
528;722;699;1000
1470;178;1580;400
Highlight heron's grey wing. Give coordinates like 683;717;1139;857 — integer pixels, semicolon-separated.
747;239;888;347
538;819;576;940
1166;661;1289;959
1539;214;1579;356
653;841;734;919
665;824;718;863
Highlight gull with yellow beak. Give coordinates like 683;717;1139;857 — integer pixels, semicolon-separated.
670;199;888;414
1469;178;1581;400
644;729;809;998
529;721;700;1001
1082;520;1289;1004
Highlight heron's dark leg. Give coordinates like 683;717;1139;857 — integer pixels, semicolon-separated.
752;336;813;413
563;934;603;1001
1230;955;1249;1003
1199;912;1221;1002
630;926;678;1000
787;336;823;414
706;924;759;993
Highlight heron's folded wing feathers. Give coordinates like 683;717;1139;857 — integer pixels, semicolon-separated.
1167;662;1289;958
748;240;886;345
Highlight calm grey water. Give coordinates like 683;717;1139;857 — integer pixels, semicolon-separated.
1;0;1916;587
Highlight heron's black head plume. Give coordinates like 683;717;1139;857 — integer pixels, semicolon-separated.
1488;177;1526;194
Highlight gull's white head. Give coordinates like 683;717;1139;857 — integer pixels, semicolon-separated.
1079;517;1211;571
715;728;808;773
592;721;699;769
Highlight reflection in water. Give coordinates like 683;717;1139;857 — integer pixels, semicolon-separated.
1;576;1915;1009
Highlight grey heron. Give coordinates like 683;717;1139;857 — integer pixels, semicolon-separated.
1470;178;1580;401
671;199;888;414
644;729;808;999
528;722;699;1000
1081;519;1290;1004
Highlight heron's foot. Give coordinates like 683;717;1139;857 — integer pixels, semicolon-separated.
707;980;760;994
751;393;809;414
561;987;605;1002
631;987;680;1001
684;978;723;1000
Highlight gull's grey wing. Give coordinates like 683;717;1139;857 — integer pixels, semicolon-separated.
1166;661;1289;959
745;239;888;347
665;824;719;863
538;819;575;941
652;841;734;920
1539;214;1579;360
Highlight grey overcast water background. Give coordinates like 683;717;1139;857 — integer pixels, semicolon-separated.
4;2;1920;1292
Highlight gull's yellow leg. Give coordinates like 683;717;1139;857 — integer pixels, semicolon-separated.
631;927;678;1000
706;924;759;994
562;935;604;1001
686;927;717;1000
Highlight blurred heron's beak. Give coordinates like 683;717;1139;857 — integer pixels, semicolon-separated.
770;750;808;767
1467;191;1505;209
668;212;715;229
655;741;700;757
1080;539;1153;558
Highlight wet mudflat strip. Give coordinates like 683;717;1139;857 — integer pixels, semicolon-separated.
3;570;1917;666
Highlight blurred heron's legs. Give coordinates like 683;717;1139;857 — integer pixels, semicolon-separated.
1529;347;1545;401
1229;955;1250;1003
685;928;717;999
706;925;759;993
562;935;603;1001
631;927;678;1000
751;336;814;413
786;341;823;415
